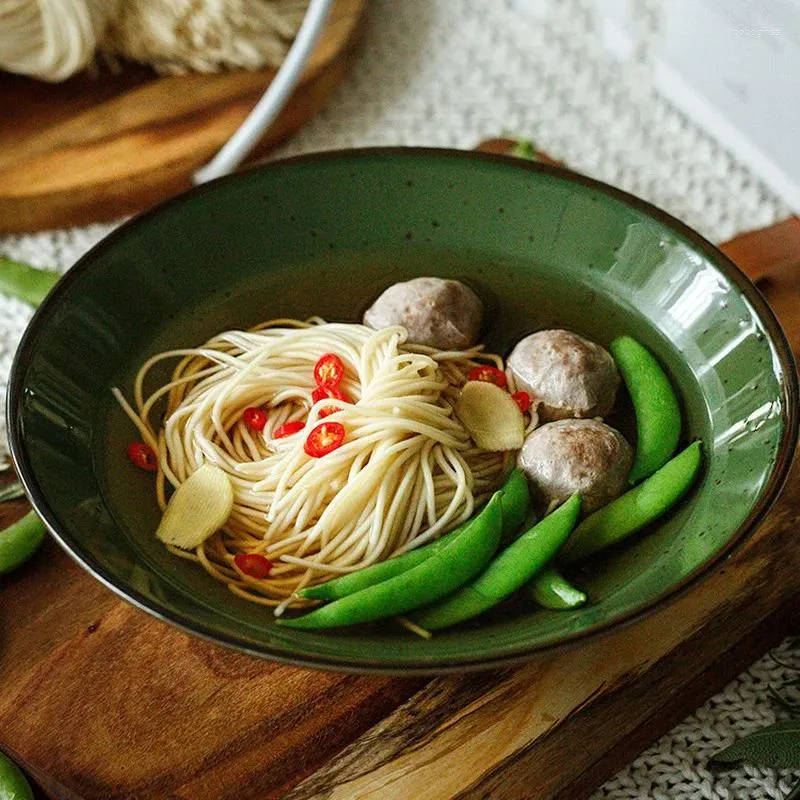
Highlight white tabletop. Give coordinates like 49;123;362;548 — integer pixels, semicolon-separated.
1;1;796;797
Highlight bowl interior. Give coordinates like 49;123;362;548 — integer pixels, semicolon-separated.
10;149;795;672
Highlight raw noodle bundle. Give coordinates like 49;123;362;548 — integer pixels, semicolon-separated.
114;319;508;611
0;0;108;81
0;0;309;81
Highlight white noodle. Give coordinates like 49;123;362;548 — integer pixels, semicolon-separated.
114;319;507;610
0;0;309;81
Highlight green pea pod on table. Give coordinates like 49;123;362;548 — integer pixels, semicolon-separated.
278;491;504;629
0;256;61;307
559;440;703;564
299;468;529;602
0;749;34;800
610;335;681;484
528;565;587;610
0;511;47;576
409;493;581;631
0;257;59;576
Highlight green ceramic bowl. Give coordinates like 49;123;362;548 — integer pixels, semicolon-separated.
8;149;797;674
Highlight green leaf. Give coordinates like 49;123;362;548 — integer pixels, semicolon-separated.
0;256;61;306
509;139;539;161
710;720;800;769
0;482;24;503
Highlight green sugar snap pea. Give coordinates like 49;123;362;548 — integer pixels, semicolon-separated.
0;257;55;576
0;256;61;307
559;441;703;564
299;526;459;602
611;335;681;484
0;749;34;800
0;511;46;576
278;491;504;629
497;468;531;545
528;566;587;610
409;493;580;631
300;469;529;602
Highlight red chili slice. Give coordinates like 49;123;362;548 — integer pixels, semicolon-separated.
312;386;349;404
467;365;508;388
314;353;345;389
511;391;532;413
242;406;267;432
318;405;341;419
304;421;346;458
273;420;305;438
127;441;158;471
234;553;273;579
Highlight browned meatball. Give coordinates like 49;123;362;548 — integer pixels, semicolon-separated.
362;277;483;350
517;419;632;514
507;329;619;422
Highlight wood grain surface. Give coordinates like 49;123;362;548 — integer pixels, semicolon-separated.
0;0;367;234
0;139;798;800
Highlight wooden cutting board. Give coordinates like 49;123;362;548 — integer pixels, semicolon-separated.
1;140;799;800
0;0;366;234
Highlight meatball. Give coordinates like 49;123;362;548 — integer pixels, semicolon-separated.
518;419;632;514
507;329;619;422
363;277;483;350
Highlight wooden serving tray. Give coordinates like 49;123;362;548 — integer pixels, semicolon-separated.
1;140;799;800
0;0;366;234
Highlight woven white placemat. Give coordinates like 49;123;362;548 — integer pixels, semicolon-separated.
1;1;796;796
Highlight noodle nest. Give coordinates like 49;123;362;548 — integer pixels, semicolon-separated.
114;318;509;611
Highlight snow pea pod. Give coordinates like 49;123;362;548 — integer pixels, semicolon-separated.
611;335;681;484
278;492;504;629
300;469;529;602
0;256;60;307
560;440;703;564
0;259;56;577
497;467;530;545
298;524;463;602
409;493;580;631
0;749;34;800
0;511;47;576
528;566;587;609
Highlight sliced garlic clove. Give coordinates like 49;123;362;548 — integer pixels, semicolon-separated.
156;463;234;550
455;381;525;452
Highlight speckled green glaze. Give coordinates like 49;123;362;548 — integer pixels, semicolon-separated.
8;149;797;674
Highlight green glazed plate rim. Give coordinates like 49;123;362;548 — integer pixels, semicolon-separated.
8;147;799;675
